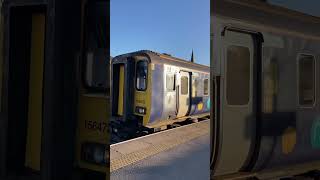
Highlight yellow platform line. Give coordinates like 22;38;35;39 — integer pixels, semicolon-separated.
110;120;209;172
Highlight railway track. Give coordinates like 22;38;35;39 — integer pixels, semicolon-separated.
110;115;210;144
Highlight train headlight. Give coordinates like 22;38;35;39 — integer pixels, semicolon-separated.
135;106;146;115
81;143;109;165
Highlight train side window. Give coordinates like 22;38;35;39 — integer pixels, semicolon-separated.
204;79;209;96
136;60;148;91
166;74;175;91
226;45;250;105
298;54;315;106
181;76;189;95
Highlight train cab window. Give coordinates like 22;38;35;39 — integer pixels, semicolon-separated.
226;45;250;105
85;1;107;49
83;1;108;91
298;54;315;106
181;76;189;95
204;79;209;95
166;74;175;91
136;60;148;91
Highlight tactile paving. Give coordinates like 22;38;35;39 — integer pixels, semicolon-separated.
110;120;209;172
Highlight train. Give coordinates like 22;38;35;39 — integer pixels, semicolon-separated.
0;0;109;179
211;0;320;178
110;50;210;142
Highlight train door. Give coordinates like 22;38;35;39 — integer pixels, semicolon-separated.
177;71;191;117
25;12;46;172
5;6;46;175
214;30;257;175
117;64;125;116
112;58;135;120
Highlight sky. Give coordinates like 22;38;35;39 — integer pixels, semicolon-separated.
268;0;320;17
110;0;210;66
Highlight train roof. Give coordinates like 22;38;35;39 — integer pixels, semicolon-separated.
212;0;320;40
113;50;210;73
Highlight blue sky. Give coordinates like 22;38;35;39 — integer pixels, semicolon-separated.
110;0;210;66
268;0;320;17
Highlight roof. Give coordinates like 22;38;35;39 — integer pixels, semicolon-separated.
114;50;210;73
212;0;320;39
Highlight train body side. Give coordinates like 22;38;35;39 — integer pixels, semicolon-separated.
211;0;320;177
147;53;210;127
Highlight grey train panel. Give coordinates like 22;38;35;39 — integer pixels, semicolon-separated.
148;51;210;125
211;0;320;177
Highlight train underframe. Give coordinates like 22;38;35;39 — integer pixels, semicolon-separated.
110;113;210;144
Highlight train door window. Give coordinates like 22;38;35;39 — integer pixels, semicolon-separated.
136;60;148;91
226;45;250;105
192;78;199;97
181;76;189;95
84;52;109;90
166;74;175;91
204;79;209;96
298;54;315;106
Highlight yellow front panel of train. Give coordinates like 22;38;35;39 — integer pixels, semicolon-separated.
134;62;152;126
25;13;46;171
76;92;109;173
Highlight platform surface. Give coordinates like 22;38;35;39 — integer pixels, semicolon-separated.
110;120;210;180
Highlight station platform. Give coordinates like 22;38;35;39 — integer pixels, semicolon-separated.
110;120;210;180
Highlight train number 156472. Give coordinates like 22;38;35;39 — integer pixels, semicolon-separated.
84;120;107;133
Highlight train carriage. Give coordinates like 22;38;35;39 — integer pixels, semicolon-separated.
111;50;210;142
0;0;110;179
211;0;320;178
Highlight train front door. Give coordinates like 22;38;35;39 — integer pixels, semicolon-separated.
4;6;46;175
1;1;85;179
177;71;191;118
214;30;257;175
25;12;46;172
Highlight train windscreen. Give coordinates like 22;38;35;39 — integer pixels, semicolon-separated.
86;1;107;50
84;1;109;90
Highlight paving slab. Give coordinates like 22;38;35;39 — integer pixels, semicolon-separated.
110;120;210;180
